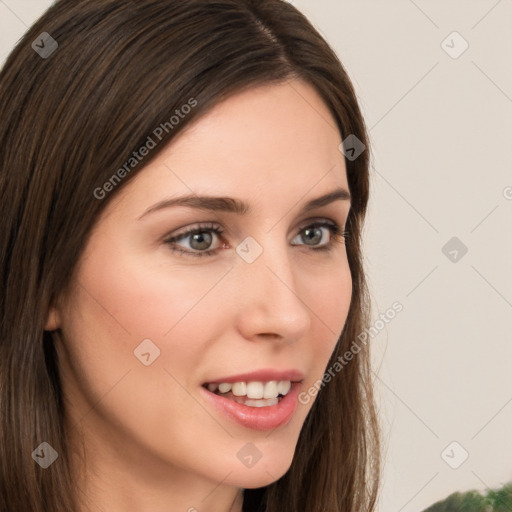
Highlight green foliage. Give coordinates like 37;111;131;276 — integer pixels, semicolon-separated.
422;482;512;512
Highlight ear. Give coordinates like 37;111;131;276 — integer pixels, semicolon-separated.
44;305;61;331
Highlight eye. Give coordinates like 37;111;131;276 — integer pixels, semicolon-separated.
164;222;224;258
291;221;346;251
163;220;348;258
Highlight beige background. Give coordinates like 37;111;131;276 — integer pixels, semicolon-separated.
1;1;511;511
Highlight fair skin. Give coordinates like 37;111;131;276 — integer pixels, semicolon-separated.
46;78;352;512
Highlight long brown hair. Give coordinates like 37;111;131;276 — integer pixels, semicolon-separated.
0;1;380;510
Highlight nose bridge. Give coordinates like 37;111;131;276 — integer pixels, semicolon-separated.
233;232;311;340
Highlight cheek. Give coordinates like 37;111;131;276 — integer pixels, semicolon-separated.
301;261;352;394
58;256;237;462
76;240;233;340
63;246;236;405
311;258;352;346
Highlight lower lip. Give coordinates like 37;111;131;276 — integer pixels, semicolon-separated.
199;382;301;431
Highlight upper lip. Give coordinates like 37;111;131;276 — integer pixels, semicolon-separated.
203;368;304;385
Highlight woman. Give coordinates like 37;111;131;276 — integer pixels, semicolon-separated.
0;1;380;510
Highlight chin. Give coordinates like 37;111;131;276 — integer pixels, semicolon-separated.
229;454;295;489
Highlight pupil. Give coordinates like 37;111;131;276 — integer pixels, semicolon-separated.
191;232;212;250
303;227;322;245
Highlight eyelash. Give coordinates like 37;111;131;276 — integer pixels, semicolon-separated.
163;220;349;258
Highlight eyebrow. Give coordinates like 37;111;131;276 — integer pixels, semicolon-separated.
138;187;351;220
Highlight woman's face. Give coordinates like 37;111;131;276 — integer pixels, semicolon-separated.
48;78;352;495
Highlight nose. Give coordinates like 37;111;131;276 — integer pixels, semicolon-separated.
233;237;311;344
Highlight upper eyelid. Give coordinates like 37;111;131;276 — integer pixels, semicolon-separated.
166;217;341;239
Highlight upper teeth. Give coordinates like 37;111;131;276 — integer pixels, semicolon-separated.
207;380;291;399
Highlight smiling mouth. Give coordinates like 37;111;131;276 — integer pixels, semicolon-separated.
201;380;293;408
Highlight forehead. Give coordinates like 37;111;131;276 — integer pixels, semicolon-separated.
167;78;344;176
109;79;349;217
